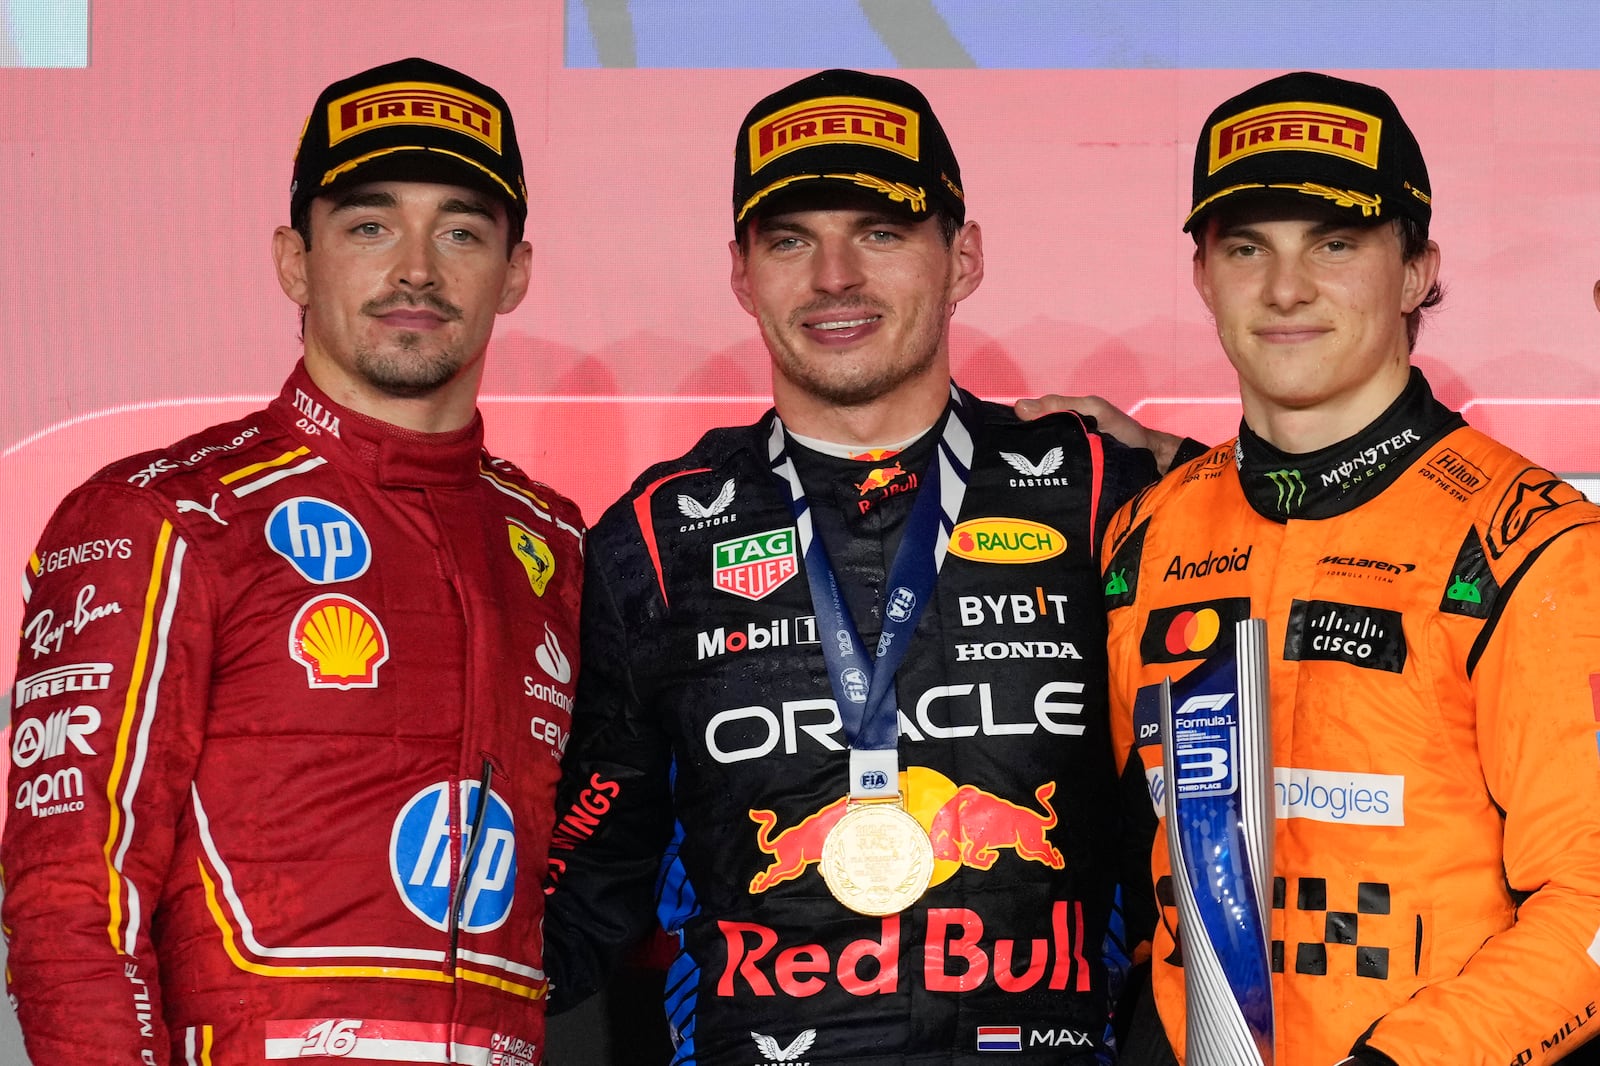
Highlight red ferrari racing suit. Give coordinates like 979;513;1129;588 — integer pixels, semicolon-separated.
3;363;584;1066
1104;370;1600;1065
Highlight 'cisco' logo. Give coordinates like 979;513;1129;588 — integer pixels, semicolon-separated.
391;780;518;933
1285;600;1406;673
265;497;371;584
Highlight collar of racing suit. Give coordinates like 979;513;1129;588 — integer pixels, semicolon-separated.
782;407;945;645
270;359;488;488
1234;367;1465;522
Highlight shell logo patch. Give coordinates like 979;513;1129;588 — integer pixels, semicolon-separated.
289;593;390;689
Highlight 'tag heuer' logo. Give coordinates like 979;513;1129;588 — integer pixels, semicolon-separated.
948;518;1065;564
1209;101;1381;175
328;80;502;151
749;95;919;173
713;528;799;601
289;593;390;689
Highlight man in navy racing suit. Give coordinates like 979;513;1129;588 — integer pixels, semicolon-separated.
543;69;1164;1064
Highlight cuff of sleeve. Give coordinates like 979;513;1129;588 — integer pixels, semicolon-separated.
1170;436;1211;468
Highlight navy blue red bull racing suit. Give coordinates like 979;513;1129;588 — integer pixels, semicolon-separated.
3;364;584;1066
544;385;1157;1065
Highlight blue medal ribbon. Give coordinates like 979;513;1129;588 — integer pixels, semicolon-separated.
768;385;975;798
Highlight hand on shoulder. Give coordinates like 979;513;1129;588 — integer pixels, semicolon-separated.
1014;394;1185;475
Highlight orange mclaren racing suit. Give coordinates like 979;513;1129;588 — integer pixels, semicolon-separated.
3;363;583;1066
1104;371;1600;1066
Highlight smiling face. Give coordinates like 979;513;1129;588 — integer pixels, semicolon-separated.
273;180;531;431
1193;198;1439;451
729;190;983;443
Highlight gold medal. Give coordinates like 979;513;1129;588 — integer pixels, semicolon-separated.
819;797;934;916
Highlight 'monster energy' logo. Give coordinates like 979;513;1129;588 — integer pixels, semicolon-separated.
749;95;919;173
1208;101;1381;174
328;80;502;152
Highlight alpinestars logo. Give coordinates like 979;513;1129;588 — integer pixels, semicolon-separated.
679;479;737;531
1000;448;1067;487
1265;469;1307;514
752;1029;815;1064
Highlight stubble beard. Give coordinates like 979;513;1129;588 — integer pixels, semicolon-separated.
354;335;464;398
353;292;467;398
764;297;944;409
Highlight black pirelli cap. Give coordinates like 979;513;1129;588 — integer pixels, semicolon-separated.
290;57;527;235
1185;71;1431;236
733;68;965;232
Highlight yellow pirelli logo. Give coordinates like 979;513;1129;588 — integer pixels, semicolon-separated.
749;95;919;173
1208;101;1381;175
327;80;501;153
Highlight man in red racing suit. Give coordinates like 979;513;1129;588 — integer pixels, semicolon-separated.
2;59;583;1066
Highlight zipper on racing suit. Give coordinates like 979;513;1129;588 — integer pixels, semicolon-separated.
447;758;494;970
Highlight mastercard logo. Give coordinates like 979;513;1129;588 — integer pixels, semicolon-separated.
1164;607;1221;656
1140;597;1251;664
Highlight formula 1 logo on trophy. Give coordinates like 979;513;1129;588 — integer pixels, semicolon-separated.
1159;617;1275;1065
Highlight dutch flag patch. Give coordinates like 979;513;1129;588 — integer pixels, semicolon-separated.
976;1025;1022;1052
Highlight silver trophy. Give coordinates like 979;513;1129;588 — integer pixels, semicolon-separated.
1160;617;1274;1065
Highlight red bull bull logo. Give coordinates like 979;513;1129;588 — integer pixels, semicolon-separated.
749;797;849;892
926;782;1063;871
854;462;918;515
855;462;905;495
857;457;921;512
748;769;1063;894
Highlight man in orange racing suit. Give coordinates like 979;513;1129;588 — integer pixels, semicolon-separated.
2;59;583;1065
1101;72;1600;1065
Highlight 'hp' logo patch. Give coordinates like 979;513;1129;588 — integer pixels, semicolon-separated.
266;497;372;584
391;780;518;933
